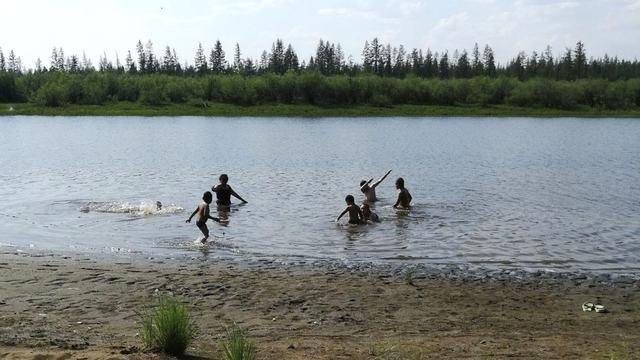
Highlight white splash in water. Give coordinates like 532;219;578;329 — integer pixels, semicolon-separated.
79;200;184;216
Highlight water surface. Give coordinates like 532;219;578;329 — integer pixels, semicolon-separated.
1;116;639;274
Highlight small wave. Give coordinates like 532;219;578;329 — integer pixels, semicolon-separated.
78;200;184;216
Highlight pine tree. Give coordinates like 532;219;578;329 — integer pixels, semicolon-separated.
69;55;79;73
209;40;226;74
194;42;207;75
574;40;587;79
424;49;433;78
269;39;284;74
82;51;94;72
394;45;406;76
35;58;42;72
259;50;269;72
233;43;242;73
163;46;174;74
457;50;471;78
125;50;136;73
439;51;450;78
283;44;299;72
370;38;381;74
145;40;156;74
483;44;496;77
136;40;146;73
472;43;483;76
0;48;6;72
8;50;17;73
50;47;59;71
362;40;372;73
58;48;65;72
335;43;345;74
561;47;573;80
544;45;554;78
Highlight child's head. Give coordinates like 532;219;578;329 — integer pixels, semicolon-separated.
395;177;404;189
345;195;355;204
219;174;229;185
360;203;371;215
202;191;213;204
360;180;367;187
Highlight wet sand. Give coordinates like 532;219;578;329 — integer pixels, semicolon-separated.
0;253;639;360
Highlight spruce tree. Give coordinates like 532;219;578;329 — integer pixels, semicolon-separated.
233;43;242;73
0;48;5;72
483;45;496;77
136;40;146;73
50;47;58;71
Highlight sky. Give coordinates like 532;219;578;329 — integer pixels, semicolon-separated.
1;0;639;70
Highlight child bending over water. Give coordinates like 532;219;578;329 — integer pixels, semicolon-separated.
360;203;380;223
336;195;365;224
186;191;220;243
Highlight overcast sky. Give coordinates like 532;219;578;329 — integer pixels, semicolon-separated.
1;0;639;69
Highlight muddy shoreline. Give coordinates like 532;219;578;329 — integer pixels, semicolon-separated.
1;252;639;359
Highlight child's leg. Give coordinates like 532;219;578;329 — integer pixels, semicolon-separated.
198;223;210;243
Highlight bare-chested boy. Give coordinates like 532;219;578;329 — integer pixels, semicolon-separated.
336;195;365;224
392;177;412;209
186;191;220;243
360;169;392;202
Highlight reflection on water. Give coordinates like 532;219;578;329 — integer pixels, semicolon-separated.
1;116;640;274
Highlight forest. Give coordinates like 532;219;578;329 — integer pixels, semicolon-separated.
1;38;639;110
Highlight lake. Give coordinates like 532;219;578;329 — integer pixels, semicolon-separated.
1;116;639;275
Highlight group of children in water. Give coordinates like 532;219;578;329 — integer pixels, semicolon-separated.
187;171;411;242
336;169;412;224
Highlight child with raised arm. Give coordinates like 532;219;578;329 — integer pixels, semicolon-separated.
392;177;412;209
336;195;365;224
186;191;220;243
360;169;392;202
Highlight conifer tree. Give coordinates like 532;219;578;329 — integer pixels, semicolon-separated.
362;40;372;73
58;48;65;72
125;50;136;73
472;43;483;76
483;44;496;77
209;40;226;74
0;48;5;72
233;43;242;73
457;49;471;78
145;40;156;74
50;47;59;71
69;55;79;73
194;42;207;75
574;40;587;79
35;58;42;72
136;40;146;73
439;51;449;78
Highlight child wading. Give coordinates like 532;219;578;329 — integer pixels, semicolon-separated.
336;195;365;224
186;191;220;243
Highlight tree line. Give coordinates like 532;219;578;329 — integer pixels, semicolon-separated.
0;38;639;109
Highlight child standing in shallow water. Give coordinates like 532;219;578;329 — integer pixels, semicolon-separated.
336;195;365;224
186;191;220;243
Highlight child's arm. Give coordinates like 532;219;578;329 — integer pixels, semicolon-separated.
336;208;348;222
392;193;402;208
229;187;248;203
371;169;392;188
208;215;220;222
186;207;198;222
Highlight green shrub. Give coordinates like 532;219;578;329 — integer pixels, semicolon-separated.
139;76;168;106
33;82;65;107
370;93;393;108
140;295;197;356
222;321;256;360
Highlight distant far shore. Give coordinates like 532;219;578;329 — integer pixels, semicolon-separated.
2;102;640;117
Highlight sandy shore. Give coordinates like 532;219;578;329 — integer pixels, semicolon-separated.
0;253;638;360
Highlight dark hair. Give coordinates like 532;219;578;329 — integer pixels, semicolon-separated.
360;180;367;187
396;177;404;187
219;174;228;181
203;191;213;202
345;195;355;203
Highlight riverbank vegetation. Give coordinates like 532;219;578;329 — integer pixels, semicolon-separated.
1;39;639;115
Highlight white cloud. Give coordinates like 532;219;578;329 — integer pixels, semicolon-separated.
400;2;423;16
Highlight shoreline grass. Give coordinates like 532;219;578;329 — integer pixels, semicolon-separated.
2;102;640;117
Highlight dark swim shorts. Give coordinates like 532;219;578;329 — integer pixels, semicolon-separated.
196;220;206;227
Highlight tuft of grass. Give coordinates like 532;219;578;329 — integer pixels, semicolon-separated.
221;321;256;360
405;268;415;286
139;294;197;356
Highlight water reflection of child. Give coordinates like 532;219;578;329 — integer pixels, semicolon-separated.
211;174;247;207
186;191;220;243
336;195;365;224
360;203;380;223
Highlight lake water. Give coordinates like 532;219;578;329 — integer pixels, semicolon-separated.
1;116;639;275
